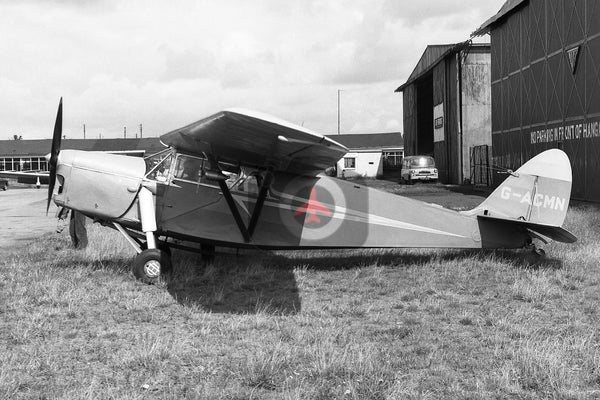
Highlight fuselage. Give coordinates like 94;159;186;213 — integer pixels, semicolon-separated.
53;148;535;251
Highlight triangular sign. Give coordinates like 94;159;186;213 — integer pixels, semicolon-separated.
567;46;580;74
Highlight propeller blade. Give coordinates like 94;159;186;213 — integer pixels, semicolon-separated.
47;98;63;214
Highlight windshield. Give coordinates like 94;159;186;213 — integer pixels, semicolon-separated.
409;157;435;168
144;149;174;181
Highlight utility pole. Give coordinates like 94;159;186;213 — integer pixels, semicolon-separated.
139;124;143;138
83;124;86;139
337;89;344;134
124;126;127;139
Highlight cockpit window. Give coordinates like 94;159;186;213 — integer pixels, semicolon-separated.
233;174;260;194
145;150;174;182
230;169;271;195
173;155;205;183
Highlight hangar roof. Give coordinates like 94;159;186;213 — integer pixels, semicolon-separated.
472;0;528;36
0;137;166;157
394;41;489;92
325;133;403;151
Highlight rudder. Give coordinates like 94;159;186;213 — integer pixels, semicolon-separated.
468;149;572;227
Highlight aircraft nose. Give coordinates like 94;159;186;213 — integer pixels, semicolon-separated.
55;149;77;167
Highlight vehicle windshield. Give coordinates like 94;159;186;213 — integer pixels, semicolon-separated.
409;157;435;168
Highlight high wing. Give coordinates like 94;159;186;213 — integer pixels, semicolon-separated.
160;109;348;176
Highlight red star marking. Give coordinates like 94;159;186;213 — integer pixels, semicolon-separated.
294;187;331;223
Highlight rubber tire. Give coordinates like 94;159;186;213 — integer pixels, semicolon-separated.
140;243;173;274
201;244;215;263
132;248;172;284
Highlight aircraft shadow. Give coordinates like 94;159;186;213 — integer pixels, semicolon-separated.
164;247;561;315
265;248;563;271
166;251;301;315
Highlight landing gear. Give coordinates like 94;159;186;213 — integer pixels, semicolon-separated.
525;242;546;265
132;248;172;284
201;243;215;263
532;247;546;257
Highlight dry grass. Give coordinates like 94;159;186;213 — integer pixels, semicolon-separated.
1;204;600;399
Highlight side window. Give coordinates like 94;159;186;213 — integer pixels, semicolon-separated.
231;170;270;196
234;174;260;194
173;154;205;183
145;150;174;182
344;157;356;169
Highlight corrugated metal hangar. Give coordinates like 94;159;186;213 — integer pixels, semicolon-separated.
396;42;492;185
474;0;600;201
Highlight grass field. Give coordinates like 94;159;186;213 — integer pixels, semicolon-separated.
2;201;600;399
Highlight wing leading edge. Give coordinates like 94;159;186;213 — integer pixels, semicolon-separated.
160;109;348;176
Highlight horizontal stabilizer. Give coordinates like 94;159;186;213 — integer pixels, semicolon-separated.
477;215;577;243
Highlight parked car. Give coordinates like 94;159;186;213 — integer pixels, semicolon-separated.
0;179;8;191
400;156;438;184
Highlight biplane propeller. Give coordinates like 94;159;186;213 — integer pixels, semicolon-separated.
42;100;576;284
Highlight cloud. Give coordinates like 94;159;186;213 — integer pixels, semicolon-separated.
0;0;501;138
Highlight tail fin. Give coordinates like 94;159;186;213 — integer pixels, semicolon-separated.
468;149;575;243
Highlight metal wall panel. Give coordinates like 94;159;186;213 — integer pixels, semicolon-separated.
530;0;546;60
402;84;417;155
490;0;600;200
546;53;564;121
587;36;600;115
565;0;585;44
547;0;563;55
588;0;600;35
432;63;448;182
445;58;461;184
434;142;448;183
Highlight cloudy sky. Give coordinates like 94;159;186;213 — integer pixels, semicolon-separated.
0;0;500;139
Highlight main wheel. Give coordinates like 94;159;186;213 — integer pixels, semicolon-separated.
200;243;215;263
140;242;173;274
132;248;172;284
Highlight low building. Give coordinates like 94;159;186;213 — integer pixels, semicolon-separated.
0;138;165;172
325;133;404;178
1;134;403;180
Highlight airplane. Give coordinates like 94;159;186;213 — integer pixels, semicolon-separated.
0;171;46;188
43;98;576;284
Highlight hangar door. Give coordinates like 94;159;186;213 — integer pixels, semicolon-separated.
415;74;434;156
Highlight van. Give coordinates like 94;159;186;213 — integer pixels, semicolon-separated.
400;156;438;184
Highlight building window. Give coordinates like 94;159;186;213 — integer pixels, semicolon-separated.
383;151;404;169
344;157;356;169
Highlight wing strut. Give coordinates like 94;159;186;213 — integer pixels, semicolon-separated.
248;173;273;237
216;172;273;243
218;179;251;242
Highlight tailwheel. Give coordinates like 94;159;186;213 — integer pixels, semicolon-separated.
525;244;546;266
533;247;546;257
132;248;172;284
